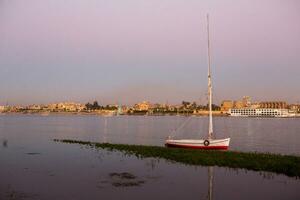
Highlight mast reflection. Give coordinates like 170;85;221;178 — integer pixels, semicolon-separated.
207;166;214;200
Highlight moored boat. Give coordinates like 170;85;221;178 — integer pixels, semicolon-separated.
165;14;230;150
165;138;230;150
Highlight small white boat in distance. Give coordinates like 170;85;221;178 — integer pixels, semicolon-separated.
165;14;230;150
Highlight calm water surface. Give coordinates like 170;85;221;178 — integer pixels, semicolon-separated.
0;115;299;200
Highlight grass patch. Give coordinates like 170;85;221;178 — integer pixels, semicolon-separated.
54;139;300;178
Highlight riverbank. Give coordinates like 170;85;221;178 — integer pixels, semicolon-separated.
54;139;300;178
2;111;300;118
1;111;229;117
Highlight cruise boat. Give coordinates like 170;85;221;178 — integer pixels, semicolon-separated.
165;15;230;150
229;108;289;117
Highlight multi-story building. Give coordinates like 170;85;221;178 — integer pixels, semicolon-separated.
250;102;260;109
259;101;287;109
221;97;252;113
242;96;251;107
119;105;129;114
221;100;234;112
234;101;244;109
46;103;58;111
133;101;151;111
46;102;85;112
290;104;300;113
27;104;42;110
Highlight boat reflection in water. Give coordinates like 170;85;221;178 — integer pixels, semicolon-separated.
207;166;214;200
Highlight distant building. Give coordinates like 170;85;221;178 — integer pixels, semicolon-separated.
221;97;252;113
242;96;251;107
290;104;300;113
0;106;5;112
27;104;41;110
250;102;260;109
105;104;118;109
46;103;58;111
221;100;234;112
234;101;244;109
120;105;129;114
64;102;85;112
46;102;85;112
152;103;161;109
259;101;287;109
168;105;177;112
133;101;151;111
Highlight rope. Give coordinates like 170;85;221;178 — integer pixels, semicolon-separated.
169;116;193;138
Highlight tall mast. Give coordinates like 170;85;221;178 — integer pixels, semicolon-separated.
207;14;213;139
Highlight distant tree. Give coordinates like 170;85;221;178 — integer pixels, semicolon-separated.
182;101;191;108
191;102;197;109
212;104;220;111
85;102;93;110
205;103;220;111
104;105;117;110
92;101;100;110
197;104;206;110
85;101;102;110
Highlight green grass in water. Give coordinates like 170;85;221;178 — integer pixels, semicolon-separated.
54;139;300;178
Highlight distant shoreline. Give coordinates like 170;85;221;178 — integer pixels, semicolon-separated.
1;111;300;118
0;111;228;117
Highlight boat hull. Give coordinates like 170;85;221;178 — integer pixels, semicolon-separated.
165;138;230;150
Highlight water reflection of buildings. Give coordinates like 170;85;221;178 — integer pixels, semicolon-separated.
145;158;160;170
102;118;108;143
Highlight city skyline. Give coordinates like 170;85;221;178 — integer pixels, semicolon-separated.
1;96;299;107
1;0;300;105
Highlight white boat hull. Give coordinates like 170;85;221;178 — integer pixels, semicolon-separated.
165;138;230;150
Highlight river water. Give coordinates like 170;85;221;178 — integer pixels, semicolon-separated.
0;115;299;199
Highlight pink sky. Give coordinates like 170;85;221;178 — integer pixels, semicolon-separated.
0;0;299;105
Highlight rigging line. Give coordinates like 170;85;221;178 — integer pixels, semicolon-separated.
169;116;193;138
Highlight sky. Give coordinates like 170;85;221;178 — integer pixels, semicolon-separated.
0;0;299;105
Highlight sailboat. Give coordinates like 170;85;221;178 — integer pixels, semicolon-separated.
165;14;230;150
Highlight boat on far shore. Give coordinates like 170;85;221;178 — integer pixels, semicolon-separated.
229;108;294;118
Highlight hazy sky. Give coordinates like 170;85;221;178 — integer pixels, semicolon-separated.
0;0;299;105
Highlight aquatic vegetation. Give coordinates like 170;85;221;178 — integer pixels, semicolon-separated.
2;139;8;148
26;152;41;155
97;172;146;188
1;185;38;200
110;172;136;180
54;139;300;178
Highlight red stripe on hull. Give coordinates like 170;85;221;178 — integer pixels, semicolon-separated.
165;143;228;150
